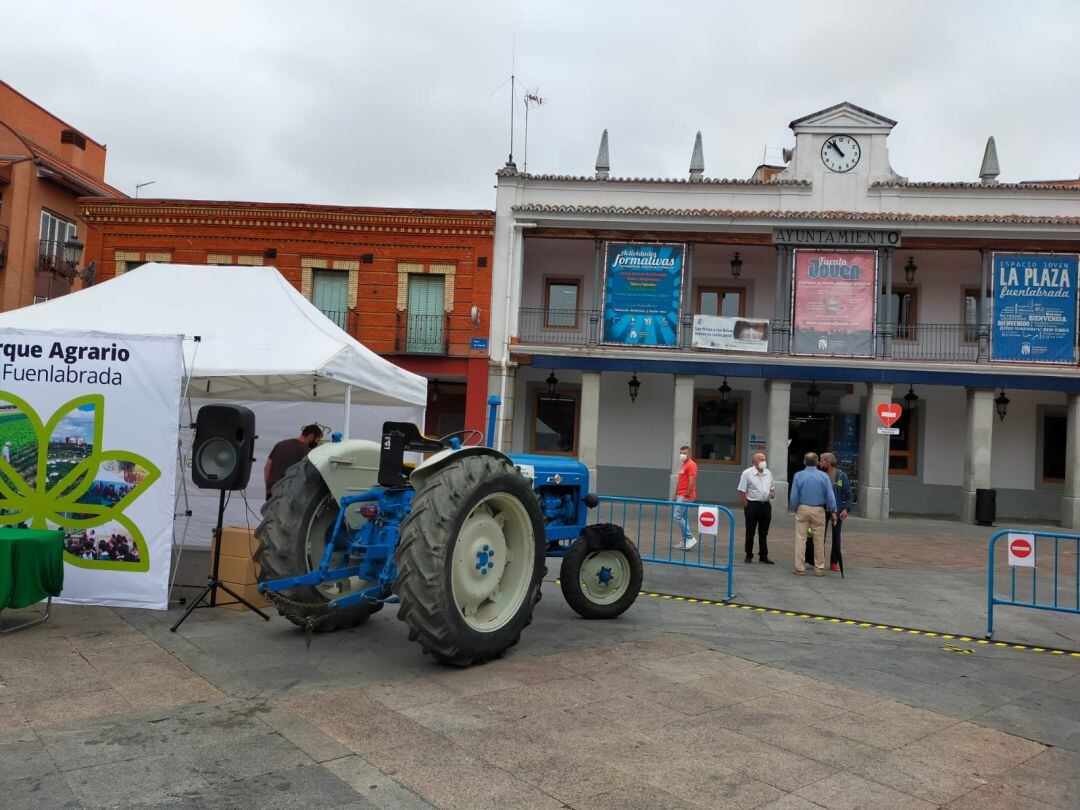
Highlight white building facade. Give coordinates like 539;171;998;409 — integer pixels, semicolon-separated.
488;102;1080;526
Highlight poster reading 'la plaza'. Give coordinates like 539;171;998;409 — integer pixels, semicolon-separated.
992;253;1079;364
792;251;877;357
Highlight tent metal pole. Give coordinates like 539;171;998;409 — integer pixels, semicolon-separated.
343;385;352;440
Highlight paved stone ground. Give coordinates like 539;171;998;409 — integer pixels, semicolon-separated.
0;516;1078;808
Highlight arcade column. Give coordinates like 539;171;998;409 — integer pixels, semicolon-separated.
670;375;695;498
765;380;791;509
960;388;995;524
1061;393;1080;529
579;371;601;493
859;383;894;520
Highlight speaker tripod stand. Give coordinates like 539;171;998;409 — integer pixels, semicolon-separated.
171;489;271;632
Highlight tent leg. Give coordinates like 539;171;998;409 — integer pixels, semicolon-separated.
343;385;351;440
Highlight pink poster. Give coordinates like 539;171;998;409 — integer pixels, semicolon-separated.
792;251;877;356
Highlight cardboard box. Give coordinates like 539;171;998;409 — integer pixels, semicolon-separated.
213;526;259;558
215;554;260;585
219;581;272;611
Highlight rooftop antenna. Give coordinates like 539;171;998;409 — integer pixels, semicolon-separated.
507;37;516;168
522;88;546;174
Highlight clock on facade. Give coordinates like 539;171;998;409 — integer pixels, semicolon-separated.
820;135;861;173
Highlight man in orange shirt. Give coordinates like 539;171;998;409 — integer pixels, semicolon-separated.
674;445;698;551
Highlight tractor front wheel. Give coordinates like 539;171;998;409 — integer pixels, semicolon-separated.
255;460;382;633
560;527;643;620
393;453;546;666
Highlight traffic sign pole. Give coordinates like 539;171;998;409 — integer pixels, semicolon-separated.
877;402;903;521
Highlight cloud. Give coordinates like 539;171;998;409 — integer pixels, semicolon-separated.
1;0;1077;209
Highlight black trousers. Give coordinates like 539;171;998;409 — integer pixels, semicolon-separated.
744;501;771;559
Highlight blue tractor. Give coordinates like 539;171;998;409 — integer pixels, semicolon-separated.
255;422;642;666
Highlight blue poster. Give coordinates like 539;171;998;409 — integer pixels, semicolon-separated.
601;242;684;346
992;254;1078;363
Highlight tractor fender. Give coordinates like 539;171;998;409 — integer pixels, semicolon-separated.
580;522;631;553
305;439;381;506
409;446;517;491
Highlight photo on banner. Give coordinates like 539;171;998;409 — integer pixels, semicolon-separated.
691;315;770;353
601;242;685;347
791;250;876;357
0;328;182;609
991;253;1079;363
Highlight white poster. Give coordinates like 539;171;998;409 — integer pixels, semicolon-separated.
0;328;182;609
692;315;770;353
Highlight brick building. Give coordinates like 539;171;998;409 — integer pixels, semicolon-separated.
0;81;121;310
78;198;494;434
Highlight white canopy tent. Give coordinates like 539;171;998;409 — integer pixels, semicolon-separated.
0;263;428;417
0;263;428;550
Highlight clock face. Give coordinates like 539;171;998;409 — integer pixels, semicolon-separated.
820;135;861;173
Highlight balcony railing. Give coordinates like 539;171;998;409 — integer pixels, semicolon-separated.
885;323;981;363
519;308;598;346
317;309;349;330
397;311;448;354
518;308;1037;364
37;239;67;274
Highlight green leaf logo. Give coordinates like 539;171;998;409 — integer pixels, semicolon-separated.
0;392;158;572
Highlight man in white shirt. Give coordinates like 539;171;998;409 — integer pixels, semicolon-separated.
737;452;775;564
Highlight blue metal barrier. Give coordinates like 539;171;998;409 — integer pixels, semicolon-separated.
596;496;735;599
986;529;1080;637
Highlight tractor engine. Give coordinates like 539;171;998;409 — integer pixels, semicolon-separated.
507;453;597;548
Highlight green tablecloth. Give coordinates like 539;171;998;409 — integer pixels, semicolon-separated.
0;529;64;610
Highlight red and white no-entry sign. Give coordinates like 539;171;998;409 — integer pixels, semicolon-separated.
877;403;903;427
1007;532;1036;568
697;506;719;535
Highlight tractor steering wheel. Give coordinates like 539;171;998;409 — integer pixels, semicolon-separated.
439;429;484;447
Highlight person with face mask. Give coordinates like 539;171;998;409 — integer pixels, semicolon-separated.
264;423;324;499
818;451;852;572
737;452;775;564
673;445;698;551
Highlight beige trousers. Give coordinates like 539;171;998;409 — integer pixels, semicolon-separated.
794;504;826;573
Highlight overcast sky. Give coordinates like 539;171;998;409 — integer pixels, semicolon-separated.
3;1;1078;209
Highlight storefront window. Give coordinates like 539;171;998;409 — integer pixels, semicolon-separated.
531;391;578;454
544;278;580;327
1043;413;1067;482
693;397;741;465
888;409;916;474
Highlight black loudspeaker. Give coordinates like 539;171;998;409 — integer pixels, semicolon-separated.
192;404;256;490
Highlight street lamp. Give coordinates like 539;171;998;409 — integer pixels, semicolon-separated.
904;256;918;284
717;376;731;406
730;252;743;279
903;384;919;414
546;371;559;396
995;388;1010;422
807;381;820;414
61;239;95;284
627;373;641;404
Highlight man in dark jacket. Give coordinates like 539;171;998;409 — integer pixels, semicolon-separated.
819;452;853;572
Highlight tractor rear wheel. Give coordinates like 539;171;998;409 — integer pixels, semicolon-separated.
254;460;382;633
393;453;546;666
560;528;643;620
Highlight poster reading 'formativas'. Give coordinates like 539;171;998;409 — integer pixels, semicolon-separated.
792;251;876;357
601;242;685;347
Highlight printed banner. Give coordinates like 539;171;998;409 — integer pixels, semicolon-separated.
0;328;182;609
691;315;770;353
792;251;876;356
992;254;1078;363
601;242;685;347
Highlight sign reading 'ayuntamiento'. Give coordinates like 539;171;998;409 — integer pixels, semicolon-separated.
773;228;901;247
